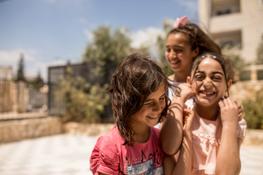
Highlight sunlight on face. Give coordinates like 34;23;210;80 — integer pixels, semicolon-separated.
190;58;227;107
131;82;167;128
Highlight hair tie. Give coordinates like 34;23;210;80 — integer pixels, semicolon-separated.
173;16;189;28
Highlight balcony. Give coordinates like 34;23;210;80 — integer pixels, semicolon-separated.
211;0;240;17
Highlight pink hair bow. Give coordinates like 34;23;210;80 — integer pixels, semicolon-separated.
173;16;189;28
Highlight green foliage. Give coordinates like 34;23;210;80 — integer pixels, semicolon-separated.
243;88;263;129
16;53;26;82
56;67;110;123
28;71;45;90
83;26;132;85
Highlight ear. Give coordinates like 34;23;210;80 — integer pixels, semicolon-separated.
192;47;199;58
186;76;192;84
225;79;232;97
227;79;232;89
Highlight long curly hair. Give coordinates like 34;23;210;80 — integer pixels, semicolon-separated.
109;53;171;144
167;23;221;55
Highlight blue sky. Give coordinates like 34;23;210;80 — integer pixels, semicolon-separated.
0;0;198;80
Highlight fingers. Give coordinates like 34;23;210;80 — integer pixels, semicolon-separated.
219;96;237;108
183;108;194;131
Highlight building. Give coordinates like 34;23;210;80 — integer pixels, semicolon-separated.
199;0;263;63
48;62;96;115
0;66;29;113
0;66;16;112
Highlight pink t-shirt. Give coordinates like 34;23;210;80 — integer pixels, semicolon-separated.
191;114;247;175
90;126;164;175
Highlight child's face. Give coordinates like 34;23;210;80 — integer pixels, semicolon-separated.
189;58;227;107
130;82;166;128
165;32;198;78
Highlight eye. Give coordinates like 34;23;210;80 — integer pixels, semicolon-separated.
194;73;204;81
165;47;171;52
173;47;183;53
143;101;155;106
159;96;165;102
212;74;223;81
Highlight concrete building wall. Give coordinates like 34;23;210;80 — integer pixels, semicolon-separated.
199;0;263;63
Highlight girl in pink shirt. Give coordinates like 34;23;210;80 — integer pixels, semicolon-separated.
90;53;192;175
186;52;246;175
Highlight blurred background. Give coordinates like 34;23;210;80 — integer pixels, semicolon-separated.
0;0;263;175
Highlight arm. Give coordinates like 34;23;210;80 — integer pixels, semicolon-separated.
172;107;194;175
160;99;184;155
160;83;194;155
216;97;241;175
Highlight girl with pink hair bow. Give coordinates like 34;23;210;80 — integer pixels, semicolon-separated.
160;17;246;175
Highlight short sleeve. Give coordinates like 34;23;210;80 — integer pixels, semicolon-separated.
90;135;120;175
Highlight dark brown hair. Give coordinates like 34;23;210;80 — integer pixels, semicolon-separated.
109;53;170;144
167;23;221;55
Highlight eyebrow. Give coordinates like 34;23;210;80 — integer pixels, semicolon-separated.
165;45;184;49
195;70;224;75
145;93;166;102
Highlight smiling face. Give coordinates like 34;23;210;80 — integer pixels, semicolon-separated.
189;57;228;107
130;82;167;128
165;32;198;82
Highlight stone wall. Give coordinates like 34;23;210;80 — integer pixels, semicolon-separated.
0;117;62;143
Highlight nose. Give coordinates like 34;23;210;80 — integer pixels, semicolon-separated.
203;78;213;89
169;50;177;58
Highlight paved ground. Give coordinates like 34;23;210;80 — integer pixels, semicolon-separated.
0;134;262;175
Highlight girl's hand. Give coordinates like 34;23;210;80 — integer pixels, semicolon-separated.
218;97;239;126
235;101;244;121
183;107;195;137
173;83;195;104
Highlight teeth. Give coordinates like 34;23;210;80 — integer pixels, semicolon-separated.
199;91;215;96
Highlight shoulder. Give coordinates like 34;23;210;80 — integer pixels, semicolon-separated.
168;74;174;81
90;127;124;174
98;126;124;151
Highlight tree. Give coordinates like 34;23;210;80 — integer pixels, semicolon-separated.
82;26;134;121
56;65;109;123
243;88;263;129
29;71;45;90
83;26;132;85
16;53;26;82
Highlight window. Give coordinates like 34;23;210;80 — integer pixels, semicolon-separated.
240;70;251;81
257;70;263;80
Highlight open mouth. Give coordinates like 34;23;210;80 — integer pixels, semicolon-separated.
170;60;180;67
198;90;216;98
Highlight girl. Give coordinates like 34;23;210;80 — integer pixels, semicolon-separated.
90;53;192;175
171;52;246;175
161;16;222;155
165;16;221;83
187;52;246;175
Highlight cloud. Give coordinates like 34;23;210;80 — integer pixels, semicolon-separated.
129;27;165;58
83;29;94;43
130;27;164;48
0;49;67;81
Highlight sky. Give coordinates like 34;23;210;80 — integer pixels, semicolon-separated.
0;0;198;80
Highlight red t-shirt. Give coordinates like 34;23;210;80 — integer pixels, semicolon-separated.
90;126;164;175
